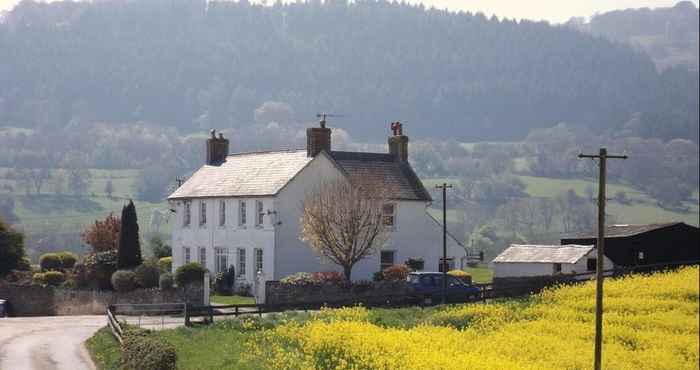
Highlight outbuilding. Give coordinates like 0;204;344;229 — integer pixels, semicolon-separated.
492;244;614;278
561;222;699;267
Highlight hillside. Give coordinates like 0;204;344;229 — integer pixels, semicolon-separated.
0;0;697;142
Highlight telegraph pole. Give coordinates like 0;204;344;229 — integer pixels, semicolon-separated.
435;183;452;305
578;148;627;370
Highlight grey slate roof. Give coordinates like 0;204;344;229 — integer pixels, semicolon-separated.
168;149;431;201
492;244;595;264
564;222;685;239
330;151;431;201
168;149;312;199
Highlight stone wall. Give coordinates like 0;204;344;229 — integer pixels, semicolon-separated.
265;280;412;307
0;282;203;316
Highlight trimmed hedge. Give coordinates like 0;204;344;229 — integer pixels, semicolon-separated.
57;251;78;269
111;270;137;292
174;262;206;286
159;273;174;290
121;329;177;370
135;260;160;288
39;253;63;271
158;257;172;273
33;271;66;286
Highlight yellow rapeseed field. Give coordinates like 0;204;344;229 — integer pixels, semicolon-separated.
248;267;699;369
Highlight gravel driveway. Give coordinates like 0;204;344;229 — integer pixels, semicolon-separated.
0;315;104;370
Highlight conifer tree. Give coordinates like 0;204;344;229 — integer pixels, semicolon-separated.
117;200;142;269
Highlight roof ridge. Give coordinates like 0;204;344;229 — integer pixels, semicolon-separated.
227;148;306;157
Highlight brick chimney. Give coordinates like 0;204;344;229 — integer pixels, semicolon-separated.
206;129;229;165
388;121;408;162
306;116;331;157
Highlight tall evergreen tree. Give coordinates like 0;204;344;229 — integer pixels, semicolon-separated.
117;200;142;269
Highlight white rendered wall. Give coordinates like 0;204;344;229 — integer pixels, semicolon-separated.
492;248;614;278
170;196;275;285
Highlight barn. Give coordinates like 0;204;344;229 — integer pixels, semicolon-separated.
491;244;614;278
561;222;699;267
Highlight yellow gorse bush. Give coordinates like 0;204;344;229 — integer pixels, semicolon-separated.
248;267;699;369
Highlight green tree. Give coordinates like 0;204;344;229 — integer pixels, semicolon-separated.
0;216;27;276
117;200;142;269
149;235;172;259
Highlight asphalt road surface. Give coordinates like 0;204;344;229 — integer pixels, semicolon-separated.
0;315;104;370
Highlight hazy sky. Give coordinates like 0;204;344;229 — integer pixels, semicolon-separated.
1;0;698;23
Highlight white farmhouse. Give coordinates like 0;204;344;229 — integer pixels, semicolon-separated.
491;244;614;278
167;120;462;284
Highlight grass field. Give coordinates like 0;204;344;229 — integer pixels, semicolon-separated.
463;265;494;283
211;295;256;305
88;267;698;369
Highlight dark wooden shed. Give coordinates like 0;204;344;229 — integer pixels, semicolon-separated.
561;222;699;267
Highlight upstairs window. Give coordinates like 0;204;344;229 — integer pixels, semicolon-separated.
183;201;191;227
256;200;264;227
382;204;395;227
199;201;207;227
219;200;226;226
238;200;247;227
380;250;395;271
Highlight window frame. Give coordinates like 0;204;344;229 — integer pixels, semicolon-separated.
215;247;229;274
586;258;596;272
254;248;263;273
380;250;395;271
219;200;226;227
198;247;207;267
255;200;265;228
183;201;191;227
199;200;207;227
382;203;396;228
553;263;562;274
237;248;246;277
238;200;247;228
184;246;191;264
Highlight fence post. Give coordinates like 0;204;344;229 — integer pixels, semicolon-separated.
184;302;190;327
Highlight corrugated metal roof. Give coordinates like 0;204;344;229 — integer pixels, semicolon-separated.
168;149;312;199
330;151;431;201
564;222;685;239
168;149;432;201
492;244;594;264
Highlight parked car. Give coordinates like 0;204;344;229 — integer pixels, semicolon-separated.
407;272;481;304
0;299;6;317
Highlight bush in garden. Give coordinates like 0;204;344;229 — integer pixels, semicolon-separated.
111;270;137;292
214;266;236;295
16;256;31;271
382;265;409;281
61;278;76;289
43;271;65;286
32;272;46;285
39;253;63;271
121;330;177;370
280;272;317;286
174;262;206;286
57;251;78;269
83;250;118;290
159;273;174;290
372;271;384;282
135;260;160;288
158;257;172;273
405;257;425;271
312;271;346;285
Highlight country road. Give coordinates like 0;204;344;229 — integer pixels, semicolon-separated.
0;315;104;370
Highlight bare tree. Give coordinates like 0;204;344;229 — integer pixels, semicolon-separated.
300;178;390;280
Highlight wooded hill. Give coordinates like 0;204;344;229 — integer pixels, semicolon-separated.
0;0;697;142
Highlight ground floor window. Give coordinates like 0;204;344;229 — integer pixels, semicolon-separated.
380;250;395;270
553;263;562;273
215;247;229;274
184;247;191;264
587;258;596;272
254;248;263;273
199;247;207;267
237;248;246;277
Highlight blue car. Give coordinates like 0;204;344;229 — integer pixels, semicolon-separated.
407;272;481;304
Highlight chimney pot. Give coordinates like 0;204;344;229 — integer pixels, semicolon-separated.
388;122;409;162
206;130;229;165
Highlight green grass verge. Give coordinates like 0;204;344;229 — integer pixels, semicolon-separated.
211;294;256;305
463;265;494;283
85;327;122;370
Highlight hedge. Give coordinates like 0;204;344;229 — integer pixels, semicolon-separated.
158;257;172;273
57;251;78;269
121;329;177;370
111;270;137;292
39;253;63;271
174;262;206;286
135;260;160;288
159;273;174;290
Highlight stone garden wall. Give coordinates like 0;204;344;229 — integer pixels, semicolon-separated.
0;282;203;316
265;280;412;307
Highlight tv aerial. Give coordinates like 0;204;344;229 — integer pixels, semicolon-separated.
316;112;346;128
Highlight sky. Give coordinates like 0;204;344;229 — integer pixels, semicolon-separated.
0;0;698;23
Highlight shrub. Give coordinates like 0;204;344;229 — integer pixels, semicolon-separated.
280;272;317;286
43;271;66;286
39;253;63;272
214;266;236;295
174;262;206;286
73;263;89;288
0;218;27;276
121;331;177;370
372;271;384;282
57;251;78;269
16;256;31;271
32;272;46;284
84;250;118;290
382;265;409;281
135;260;160;288
61;278;76;289
405;257;425;271
158;257;172;273
111;270;137;292
159;273;174;290
149;235;172;259
312;271;346;285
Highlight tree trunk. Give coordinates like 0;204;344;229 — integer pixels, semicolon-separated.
343;265;352;281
